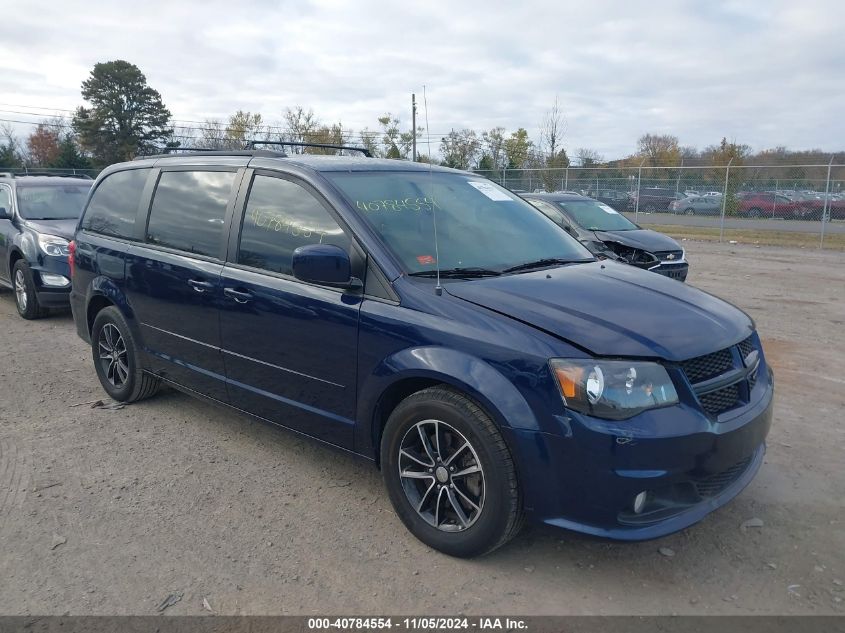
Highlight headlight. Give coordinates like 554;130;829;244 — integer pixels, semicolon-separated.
37;234;71;257
550;359;678;420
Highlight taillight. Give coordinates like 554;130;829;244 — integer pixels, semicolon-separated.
68;240;76;279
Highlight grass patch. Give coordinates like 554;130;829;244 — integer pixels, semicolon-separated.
644;224;845;250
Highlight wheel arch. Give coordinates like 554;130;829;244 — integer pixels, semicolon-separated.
357;346;542;464
84;276;139;339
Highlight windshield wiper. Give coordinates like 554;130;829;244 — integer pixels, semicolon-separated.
502;258;588;274
408;267;502;279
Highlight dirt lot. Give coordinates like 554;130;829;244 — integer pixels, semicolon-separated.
0;240;843;616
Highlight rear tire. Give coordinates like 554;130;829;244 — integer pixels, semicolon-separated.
12;260;47;320
91;306;160;403
380;386;522;558
748;207;762;218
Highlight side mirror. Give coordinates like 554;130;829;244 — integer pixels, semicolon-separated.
292;244;362;290
0;207;11;220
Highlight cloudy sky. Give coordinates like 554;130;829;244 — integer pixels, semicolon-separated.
1;0;843;159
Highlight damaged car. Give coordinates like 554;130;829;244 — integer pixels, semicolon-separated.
524;192;689;282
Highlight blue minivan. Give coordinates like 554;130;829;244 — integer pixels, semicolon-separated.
69;148;773;557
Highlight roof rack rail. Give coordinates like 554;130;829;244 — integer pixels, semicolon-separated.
160;146;215;153
246;140;372;157
4;171;93;179
135;149;287;160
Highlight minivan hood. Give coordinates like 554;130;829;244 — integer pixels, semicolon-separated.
24;219;77;240
445;261;751;361
592;228;680;253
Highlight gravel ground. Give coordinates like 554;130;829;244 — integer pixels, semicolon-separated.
0;240;843;616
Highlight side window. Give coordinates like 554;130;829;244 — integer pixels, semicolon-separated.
82;168;150;238
0;185;11;212
146;170;236;257
237;175;350;276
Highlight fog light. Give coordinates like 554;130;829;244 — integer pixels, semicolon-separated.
633;491;648;514
40;273;70;287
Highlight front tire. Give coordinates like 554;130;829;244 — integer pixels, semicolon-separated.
12;260;47;320
684;208;695;215
381;386;522;558
91;306;160;403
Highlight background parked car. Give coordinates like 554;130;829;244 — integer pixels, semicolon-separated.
0;173;93;318
736;192;810;219
627;188;685;212
525;193;689;281
669;195;723;216
586;188;630;211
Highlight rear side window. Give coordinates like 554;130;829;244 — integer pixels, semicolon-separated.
146;170;236;258
82;169;150;238
237;174;350;276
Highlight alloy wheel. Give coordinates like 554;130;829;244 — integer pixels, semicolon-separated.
14;269;27;311
398;419;485;532
98;323;129;388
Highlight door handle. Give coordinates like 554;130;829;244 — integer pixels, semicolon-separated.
187;279;214;293
224;287;252;304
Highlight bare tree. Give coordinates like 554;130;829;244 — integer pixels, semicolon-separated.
539;97;566;162
284;106;319;152
575;148;604;167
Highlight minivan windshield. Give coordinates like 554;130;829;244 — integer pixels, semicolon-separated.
16;183;92;220
556;199;639;232
325;171;594;275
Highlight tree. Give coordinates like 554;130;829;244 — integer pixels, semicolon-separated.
358;128;380;157
48;134;92;170
225;111;264;148
72;60;173;163
575;148;603;167
378;113;402;158
27;124;61;165
703;137;752;166
504;128;532;169
0;124;22;168
481;127;507;175
284;106;319;152
195;119;227;150
305;122;345;154
439;129;480;170
636;133;681;166
539;97;566;164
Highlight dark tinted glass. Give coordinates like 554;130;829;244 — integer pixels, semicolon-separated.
146;170;236;257
82;169;149;238
557;199;638;231
15;183;92;220
238;175;350;275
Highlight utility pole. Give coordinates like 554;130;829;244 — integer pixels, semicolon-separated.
411;93;417;162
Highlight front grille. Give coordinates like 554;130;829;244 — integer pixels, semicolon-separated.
681;348;733;384
681;334;761;418
692;456;753;498
699;384;740;416
738;335;755;361
654;250;684;262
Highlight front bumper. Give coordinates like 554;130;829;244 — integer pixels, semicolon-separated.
503;367;773;541
33;256;72;308
653;262;689;281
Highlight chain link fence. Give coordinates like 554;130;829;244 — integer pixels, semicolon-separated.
474;160;845;248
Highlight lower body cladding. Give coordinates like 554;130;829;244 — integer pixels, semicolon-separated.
503;374;773;540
